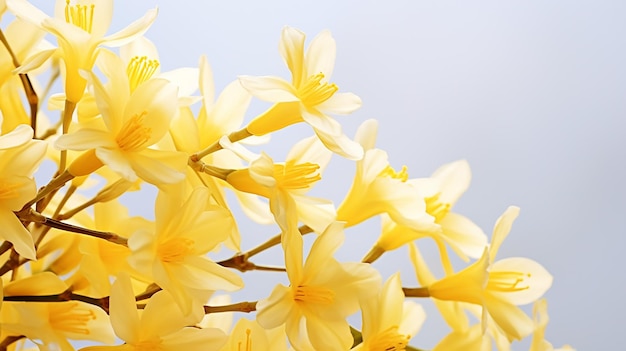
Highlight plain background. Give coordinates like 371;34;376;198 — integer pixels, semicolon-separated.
23;1;626;350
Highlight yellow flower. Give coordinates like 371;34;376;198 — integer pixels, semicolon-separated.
218;318;288;351
256;222;380;351
530;299;575;351
8;0;158;102
127;187;243;315
239;26;363;159
424;206;554;341
79;273;228;351
353;273;426;351
226;137;334;234
336;120;436;231
55;73;188;185
0;125;47;259
2;272;115;351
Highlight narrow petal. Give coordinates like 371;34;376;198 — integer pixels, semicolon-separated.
110;273;140;343
314;127;364;160
12;48;56;74
95;148;138;182
198;55;215;105
432;159;472;206
306;315;352;351
179;256;244;292
55;129;115;151
279;26;306;87
256;284;296;329
0;209;35;259
238;75;299;102
354;119;379;151
305;30;336;79
316;92;362;115
141;290;197;339
126;149;187;185
484;294;534;341
102;8;158;47
207;79;251;132
6;0;48;27
158;67;199;97
490;206;520;263
0;124;33;149
286;135;332;173
438;212;488;259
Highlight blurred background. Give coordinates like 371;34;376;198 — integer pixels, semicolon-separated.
24;0;626;349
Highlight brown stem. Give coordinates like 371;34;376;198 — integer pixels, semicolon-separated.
203;301;257;314
217;225;312;272
0;242;13;256
18;209;128;246
19;170;74;213
361;245;385;264
3;289;110;313
0;336;25;351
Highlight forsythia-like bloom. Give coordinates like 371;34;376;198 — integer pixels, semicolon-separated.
256;222;380;350
239;26;364;160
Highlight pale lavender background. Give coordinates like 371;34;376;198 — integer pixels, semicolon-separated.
29;1;626;349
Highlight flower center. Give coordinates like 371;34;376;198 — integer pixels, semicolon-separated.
487;271;531;292
49;302;96;335
237;328;252;351
378;165;408;182
368;326;410;351
157;238;195;263
297;73;338;107
116;112;152;152
64;0;95;33
424;193;450;222
273;161;321;190
293;285;334;305
127;56;160;92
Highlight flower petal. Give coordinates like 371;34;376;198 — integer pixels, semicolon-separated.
102;8;158;47
110;273;140;343
238;75;299;102
305;30;336;79
316;92;362;115
279;26;306;87
126;149;187;185
489;257;553;305
256;284;296;329
95;148;138;182
55;129;115;151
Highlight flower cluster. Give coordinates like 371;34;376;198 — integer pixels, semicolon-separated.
0;1;573;350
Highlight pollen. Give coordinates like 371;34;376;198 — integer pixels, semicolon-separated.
368;326;410;351
293;285;335;305
378;165;409;182
157;237;195;263
116;111;152;152
273;161;321;190
238;328;253;351
127;56;160;92
49;302;96;335
487;271;531;293
297;73;338;107
65;0;95;33
424;193;451;222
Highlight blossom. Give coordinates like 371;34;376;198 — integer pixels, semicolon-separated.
0;124;47;259
256;222;380;351
79;273;228;351
54;72;188;185
226;136;334;234
423;206;553;341
353;273;426;351
336;120;436;231
239;26;363;159
8;0;158;102
127;187;243;315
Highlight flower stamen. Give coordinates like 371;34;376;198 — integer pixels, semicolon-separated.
157;238;195;263
127;56;160;92
293;285;334;304
116;112;152;152
274;162;321;190
424;193;450;222
378;165;409;182
65;0;95;33
297;73;338;107
49;302;96;335
487;271;531;292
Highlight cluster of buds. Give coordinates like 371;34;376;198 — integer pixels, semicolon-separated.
0;1;573;350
